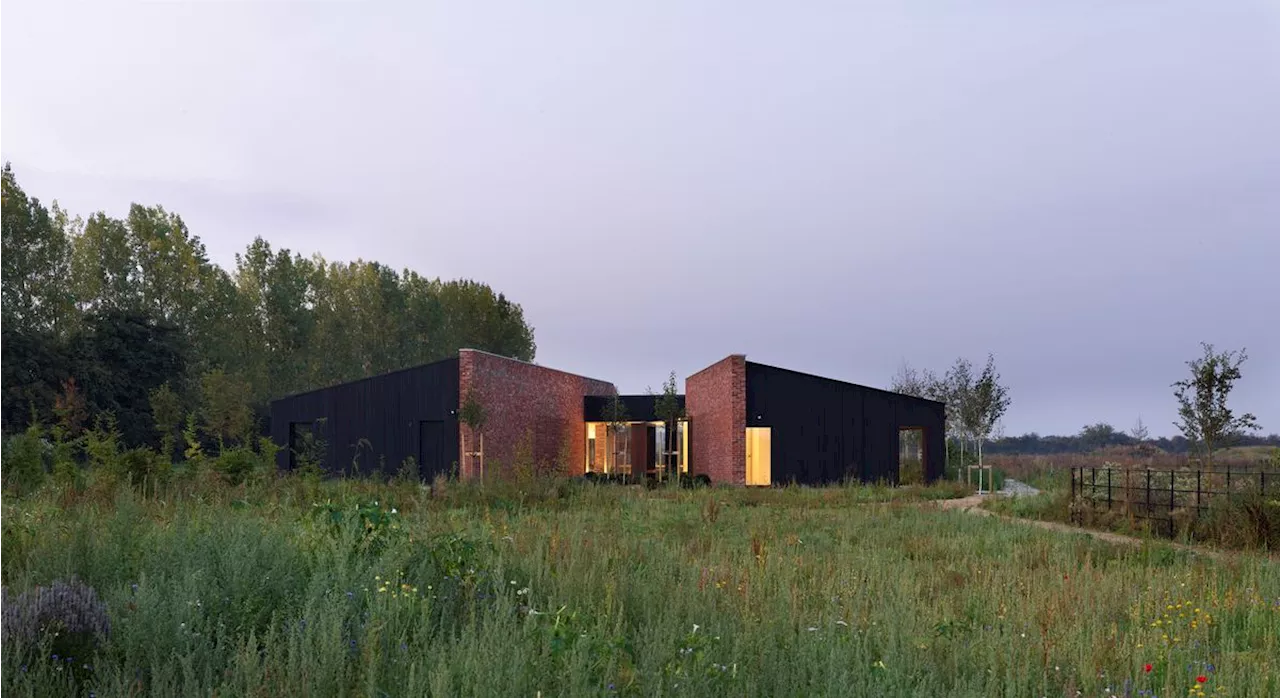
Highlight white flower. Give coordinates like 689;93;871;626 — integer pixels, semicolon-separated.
692;624;700;633
807;626;818;632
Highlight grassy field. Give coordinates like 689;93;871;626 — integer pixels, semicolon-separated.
3;475;1278;697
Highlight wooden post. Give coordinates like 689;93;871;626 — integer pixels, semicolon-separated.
1106;468;1112;511
1145;469;1151;517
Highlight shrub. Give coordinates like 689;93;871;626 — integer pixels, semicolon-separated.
1;578;110;673
1197;492;1280;550
215;446;261;486
119;446;171;492
1;425;49;494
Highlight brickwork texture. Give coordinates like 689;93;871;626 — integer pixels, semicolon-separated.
458;349;616;479
685;354;746;485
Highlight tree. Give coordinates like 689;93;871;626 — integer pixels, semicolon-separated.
1172;343;1261;471
944;357;976;473
653;372;685;482
599;394;631;475
1130;417;1149;443
2;164;74;333
199;368;254;450
968;353;1011;470
149;382;184;462
1079;423;1119;452
890;361;933;399
459;391;488;480
75;310;190;449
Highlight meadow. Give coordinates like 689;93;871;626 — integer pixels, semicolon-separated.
3;472;1278;698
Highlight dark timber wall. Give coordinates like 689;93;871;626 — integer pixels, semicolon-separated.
269;358;461;479
744;362;946;485
582;395;686;423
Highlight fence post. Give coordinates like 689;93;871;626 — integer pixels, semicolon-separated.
1145;469;1151;517
1107;468;1112;510
1091;468;1097;503
1227;469;1231;493
1262;471;1267;499
1196;470;1201;512
1170;470;1176;535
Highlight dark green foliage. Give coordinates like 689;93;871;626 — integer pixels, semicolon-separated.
1;425;50;494
1;165;539;449
73;311;190;449
1;326;76;434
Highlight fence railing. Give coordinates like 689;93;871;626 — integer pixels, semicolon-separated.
1070;466;1278;538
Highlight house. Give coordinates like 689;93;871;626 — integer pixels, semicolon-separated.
269;349;946;485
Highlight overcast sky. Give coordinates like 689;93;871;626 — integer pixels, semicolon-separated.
4;1;1277;437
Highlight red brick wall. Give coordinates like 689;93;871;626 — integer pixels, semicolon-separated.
457;349;616;479
686;355;746;485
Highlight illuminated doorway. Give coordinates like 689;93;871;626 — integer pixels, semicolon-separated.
745;427;772;486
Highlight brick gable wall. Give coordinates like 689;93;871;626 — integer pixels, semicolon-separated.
686;355;746;485
458;350;616;479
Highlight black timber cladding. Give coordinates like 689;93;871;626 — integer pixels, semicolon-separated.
744;361;946;485
269;357;460;479
583;394;686;423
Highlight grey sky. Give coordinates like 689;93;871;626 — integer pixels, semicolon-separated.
4;1;1278;437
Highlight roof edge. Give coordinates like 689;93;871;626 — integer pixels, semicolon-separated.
459;347;616;387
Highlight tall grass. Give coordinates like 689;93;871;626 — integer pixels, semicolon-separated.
3;473;1277;697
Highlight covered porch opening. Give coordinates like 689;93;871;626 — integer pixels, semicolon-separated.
586;419;689;481
898;427;926;485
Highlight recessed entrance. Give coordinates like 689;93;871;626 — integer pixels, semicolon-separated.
745;427;772;486
898;427;925;485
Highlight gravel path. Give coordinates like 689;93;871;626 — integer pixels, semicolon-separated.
998;478;1041;497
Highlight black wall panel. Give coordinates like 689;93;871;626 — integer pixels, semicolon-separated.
269;358;460;479
745;362;946;485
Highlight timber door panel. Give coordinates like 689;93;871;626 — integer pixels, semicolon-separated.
419;420;446;480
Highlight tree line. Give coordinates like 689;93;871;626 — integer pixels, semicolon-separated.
2;163;536;451
894;344;1272;465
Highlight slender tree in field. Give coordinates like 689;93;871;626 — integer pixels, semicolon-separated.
945;358;976;475
653;371;685;483
600;394;631;475
969;354;1011;471
1172;343;1260;471
459;391;487;480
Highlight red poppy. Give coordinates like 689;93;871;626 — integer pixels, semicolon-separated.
1196;676;1207;684
1144;664;1153;673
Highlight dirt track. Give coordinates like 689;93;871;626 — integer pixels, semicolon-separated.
921;495;1274;562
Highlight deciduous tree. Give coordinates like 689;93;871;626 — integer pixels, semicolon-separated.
1172;343;1260;471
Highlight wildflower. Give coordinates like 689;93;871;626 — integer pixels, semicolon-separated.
1145;664;1153;673
1196;676;1207;684
806;626;818;632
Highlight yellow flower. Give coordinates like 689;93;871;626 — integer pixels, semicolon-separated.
378;586;387;593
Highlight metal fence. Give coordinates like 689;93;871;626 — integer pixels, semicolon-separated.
1070;466;1278;537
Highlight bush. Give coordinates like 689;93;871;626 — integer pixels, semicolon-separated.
119;446;171;492
1196;492;1280;550
1;578;110;676
1;425;49;494
214;446;262;486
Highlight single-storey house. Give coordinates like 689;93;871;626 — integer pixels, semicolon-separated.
269;349;945;486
